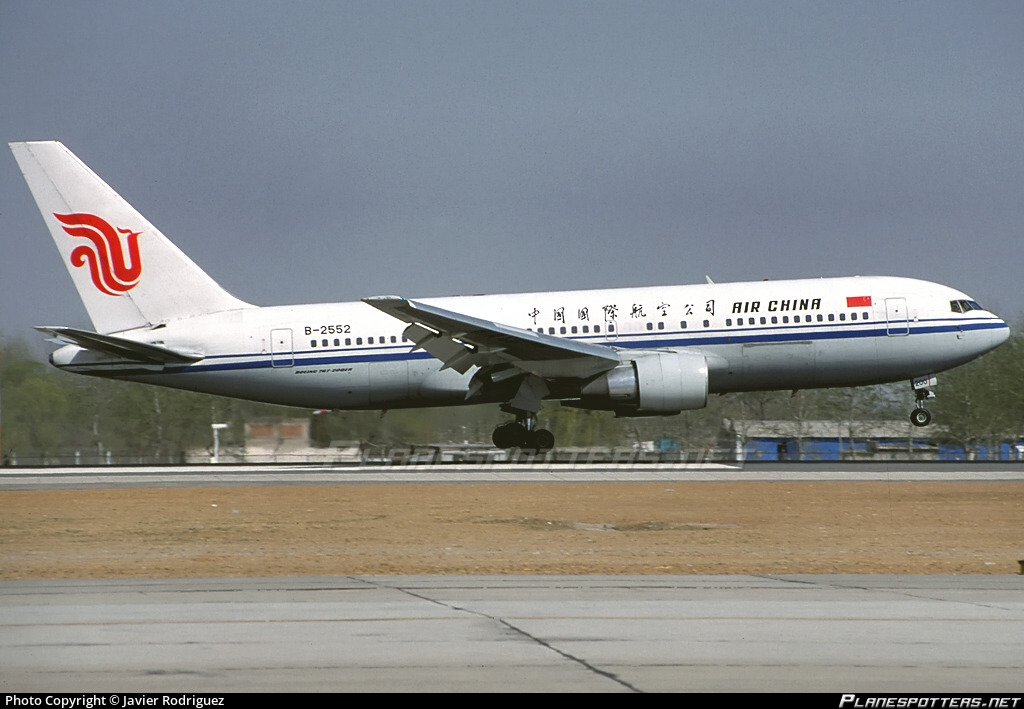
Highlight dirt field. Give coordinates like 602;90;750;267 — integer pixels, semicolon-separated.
2;482;1022;579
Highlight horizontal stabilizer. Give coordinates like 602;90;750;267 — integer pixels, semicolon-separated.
35;326;203;365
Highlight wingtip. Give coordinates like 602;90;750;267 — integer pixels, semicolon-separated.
362;295;407;306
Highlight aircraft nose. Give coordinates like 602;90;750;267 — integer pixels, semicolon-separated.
980;315;1011;354
994;318;1011;347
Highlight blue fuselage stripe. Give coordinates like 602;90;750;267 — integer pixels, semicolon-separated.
167;319;1007;375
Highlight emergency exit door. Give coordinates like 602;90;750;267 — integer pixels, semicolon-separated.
885;298;909;336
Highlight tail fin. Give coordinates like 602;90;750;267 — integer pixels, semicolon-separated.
10;141;252;334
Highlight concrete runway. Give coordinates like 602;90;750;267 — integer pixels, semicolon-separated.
4;464;1021;692
2;460;1023;489
2;575;1022;692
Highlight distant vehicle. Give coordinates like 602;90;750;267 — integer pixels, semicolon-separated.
11;141;1010;452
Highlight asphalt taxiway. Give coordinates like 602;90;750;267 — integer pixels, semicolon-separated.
2;575;1022;692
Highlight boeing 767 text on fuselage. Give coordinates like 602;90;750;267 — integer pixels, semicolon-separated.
10;142;1010;452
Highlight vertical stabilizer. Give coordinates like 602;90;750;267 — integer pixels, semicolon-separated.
10;141;251;334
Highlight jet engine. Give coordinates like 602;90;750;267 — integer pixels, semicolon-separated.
576;350;709;415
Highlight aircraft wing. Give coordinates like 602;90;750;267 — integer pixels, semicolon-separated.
35;326;203;365
363;296;620;378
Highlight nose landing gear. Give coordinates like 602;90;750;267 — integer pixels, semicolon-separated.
910;407;932;427
910;375;936;428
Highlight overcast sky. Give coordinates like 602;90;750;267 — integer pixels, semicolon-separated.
2;1;1022;340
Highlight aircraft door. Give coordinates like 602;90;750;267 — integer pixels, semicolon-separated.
885;298;909;336
270;328;294;367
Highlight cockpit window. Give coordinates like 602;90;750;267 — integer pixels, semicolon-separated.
951;299;984;313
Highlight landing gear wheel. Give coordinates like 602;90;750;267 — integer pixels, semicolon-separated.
522;428;555;455
492;415;556;452
492;422;527;449
910;408;931;427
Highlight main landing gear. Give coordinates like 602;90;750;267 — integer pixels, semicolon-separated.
492;409;555;454
910;375;936;428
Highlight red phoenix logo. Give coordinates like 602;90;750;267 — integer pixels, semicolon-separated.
54;213;143;295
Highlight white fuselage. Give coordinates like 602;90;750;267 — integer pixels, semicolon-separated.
14;142;1009;433
53;275;1010;410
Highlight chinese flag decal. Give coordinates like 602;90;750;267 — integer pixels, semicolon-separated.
846;296;872;307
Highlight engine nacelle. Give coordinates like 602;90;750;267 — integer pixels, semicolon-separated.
579;351;709;415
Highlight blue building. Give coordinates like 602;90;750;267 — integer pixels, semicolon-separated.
722;419;1024;462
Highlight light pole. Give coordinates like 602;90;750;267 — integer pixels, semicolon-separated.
211;422;230;463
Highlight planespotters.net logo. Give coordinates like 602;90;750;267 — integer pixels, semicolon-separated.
54;212;143;295
840;696;1020;708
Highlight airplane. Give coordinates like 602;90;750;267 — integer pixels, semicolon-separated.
10;141;1011;453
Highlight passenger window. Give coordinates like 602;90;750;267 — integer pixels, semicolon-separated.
782;316;789;323
726;318;732;326
839;313;845;321
571;326;578;334
658;322;665;330
594;325;600;333
849;313;856;321
582;325;589;333
356;337;363;345
345;338;351;346
310;340;317;347
771;316;778;324
703;320;709;328
322;339;328;347
548;327;555;334
646;322;653;331
827;314;834;322
760;317;766;325
334;338;340;346
816;314;823;322
862;311;869;319
748;317;755;325
559;326;566;334
608;324;615;333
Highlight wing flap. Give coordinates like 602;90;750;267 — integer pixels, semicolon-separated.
364;295;619;378
404;322;486;374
